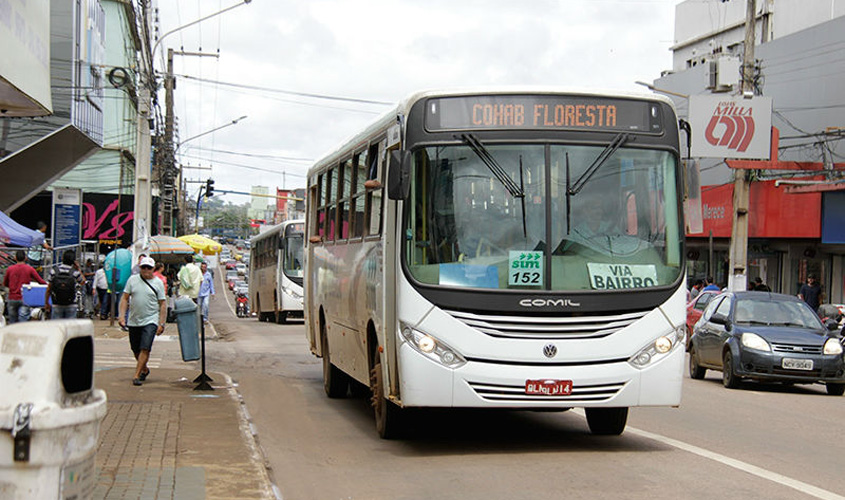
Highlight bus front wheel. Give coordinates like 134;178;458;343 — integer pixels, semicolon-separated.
585;407;628;436
370;358;403;439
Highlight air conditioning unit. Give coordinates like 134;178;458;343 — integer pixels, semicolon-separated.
707;56;741;92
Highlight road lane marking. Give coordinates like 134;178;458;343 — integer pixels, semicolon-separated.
573;410;845;500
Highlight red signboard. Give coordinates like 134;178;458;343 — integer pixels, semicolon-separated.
687;180;821;238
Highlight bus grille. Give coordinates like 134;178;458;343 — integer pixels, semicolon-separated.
468;381;626;403
443;309;649;340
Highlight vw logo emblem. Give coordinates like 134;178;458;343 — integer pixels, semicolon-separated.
543;344;558;358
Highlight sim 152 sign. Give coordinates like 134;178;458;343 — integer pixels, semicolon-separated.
689;95;772;159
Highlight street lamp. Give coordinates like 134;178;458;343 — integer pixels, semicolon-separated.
135;0;252;244
634;81;689;99
152;0;252;64
176;115;248;156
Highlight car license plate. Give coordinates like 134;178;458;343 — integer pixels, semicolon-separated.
525;379;573;396
782;358;813;371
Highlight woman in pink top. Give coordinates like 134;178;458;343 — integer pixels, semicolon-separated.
153;262;168;294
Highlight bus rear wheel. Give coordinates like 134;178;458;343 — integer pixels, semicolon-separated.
370;358;403;439
585;407;628;435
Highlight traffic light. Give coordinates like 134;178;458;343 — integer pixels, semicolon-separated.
206;178;215;197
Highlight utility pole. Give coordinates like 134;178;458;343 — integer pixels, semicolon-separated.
162;49;218;236
133;0;154;257
727;0;756;292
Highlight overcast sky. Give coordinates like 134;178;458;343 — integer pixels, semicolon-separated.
156;0;680;205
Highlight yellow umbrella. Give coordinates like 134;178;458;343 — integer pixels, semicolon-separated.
178;234;223;255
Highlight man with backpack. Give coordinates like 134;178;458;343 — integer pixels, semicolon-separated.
44;250;86;319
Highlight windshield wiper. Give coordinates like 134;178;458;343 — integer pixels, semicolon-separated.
459;134;524;199
568;133;631;196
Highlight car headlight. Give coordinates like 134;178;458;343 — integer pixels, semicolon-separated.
824;338;844;355
741;332;770;352
629;326;685;369
401;325;466;368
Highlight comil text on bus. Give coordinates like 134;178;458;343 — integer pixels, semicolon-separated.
471;103;618;129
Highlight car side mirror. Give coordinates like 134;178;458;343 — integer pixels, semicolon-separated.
824;318;839;331
387;150;411;200
711;314;731;330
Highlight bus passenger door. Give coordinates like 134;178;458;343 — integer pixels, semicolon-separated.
305;184;319;353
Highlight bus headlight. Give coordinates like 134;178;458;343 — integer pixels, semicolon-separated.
629;326;684;369
401;325;466;368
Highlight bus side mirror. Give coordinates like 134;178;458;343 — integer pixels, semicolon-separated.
387;150;411;200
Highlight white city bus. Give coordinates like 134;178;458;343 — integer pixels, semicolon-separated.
305;88;686;438
249;219;305;323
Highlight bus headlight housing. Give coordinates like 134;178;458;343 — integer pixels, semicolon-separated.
401;325;466;368
629;326;685;369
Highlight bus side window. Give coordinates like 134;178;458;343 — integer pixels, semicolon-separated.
309;184;321;242
366;141;385;236
328;167;338;241
339;159;353;240
351;149;367;239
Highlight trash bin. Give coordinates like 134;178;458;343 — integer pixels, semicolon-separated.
173;297;200;361
0;319;107;500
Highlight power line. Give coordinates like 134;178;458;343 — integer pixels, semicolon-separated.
169;73;393;106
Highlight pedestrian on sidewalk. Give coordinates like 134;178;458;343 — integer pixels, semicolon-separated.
198;261;215;323
3;250;46;323
177;254;202;302
82;258;96;318
118;256;167;386
798;274;822;313
26;221;52;276
94;263;110;319
44;250;86;319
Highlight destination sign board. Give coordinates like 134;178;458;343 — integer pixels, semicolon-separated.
426;95;663;133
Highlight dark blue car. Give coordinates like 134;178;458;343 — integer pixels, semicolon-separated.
689;291;845;395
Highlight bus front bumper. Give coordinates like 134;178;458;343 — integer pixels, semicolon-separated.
397;341;684;408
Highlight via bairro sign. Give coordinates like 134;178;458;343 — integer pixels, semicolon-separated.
689;95;771;160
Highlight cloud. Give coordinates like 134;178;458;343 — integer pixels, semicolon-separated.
157;0;678;202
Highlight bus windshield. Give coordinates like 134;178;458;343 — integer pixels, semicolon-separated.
404;142;683;291
283;234;305;279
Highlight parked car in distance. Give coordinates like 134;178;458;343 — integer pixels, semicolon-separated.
689;291;845;395
686;290;720;350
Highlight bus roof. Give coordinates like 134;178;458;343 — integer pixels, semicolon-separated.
307;86;677;178
249;219;305;244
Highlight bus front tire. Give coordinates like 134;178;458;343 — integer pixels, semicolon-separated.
585;407;628;436
370;358;403;439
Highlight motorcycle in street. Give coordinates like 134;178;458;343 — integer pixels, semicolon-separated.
236;293;249;318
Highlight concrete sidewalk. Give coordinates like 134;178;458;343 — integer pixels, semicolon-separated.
91;320;274;500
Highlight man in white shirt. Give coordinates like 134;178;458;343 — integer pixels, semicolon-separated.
119;256;166;386
94;264;110;319
177;255;203;301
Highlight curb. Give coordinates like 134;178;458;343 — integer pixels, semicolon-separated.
221;372;283;500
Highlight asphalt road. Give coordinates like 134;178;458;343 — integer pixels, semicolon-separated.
201;288;845;500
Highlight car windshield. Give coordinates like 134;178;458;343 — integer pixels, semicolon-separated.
403;143;683;291
734;298;825;330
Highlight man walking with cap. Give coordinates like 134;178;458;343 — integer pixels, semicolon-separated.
118;256;167;386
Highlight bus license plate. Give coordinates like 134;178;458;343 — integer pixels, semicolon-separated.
782;358;813;370
525;379;573;396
